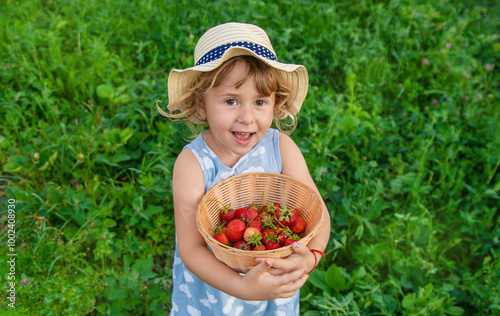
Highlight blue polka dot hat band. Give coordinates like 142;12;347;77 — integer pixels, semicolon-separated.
195;41;278;66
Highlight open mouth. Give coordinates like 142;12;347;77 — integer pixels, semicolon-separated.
231;132;256;145
232;132;254;140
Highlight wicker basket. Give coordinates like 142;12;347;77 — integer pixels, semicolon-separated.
197;172;326;272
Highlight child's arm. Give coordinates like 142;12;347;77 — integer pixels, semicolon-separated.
172;148;309;300
260;133;331;274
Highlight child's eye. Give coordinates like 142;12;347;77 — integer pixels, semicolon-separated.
224;99;237;106
255;100;267;106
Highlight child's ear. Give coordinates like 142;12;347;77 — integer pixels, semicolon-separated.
274;95;283;108
275;96;281;106
195;97;207;121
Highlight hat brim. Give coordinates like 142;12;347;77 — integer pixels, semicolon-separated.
167;46;308;120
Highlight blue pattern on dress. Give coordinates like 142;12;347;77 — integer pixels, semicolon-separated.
170;128;300;315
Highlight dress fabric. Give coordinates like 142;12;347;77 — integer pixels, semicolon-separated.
170;128;300;316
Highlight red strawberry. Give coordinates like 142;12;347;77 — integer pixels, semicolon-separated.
247;204;259;213
284;236;299;246
244;208;258;224
234;207;247;220
214;224;227;234
266;240;281;250
262;202;281;214
260;214;276;230
253;244;266;251
220;207;235;221
245;228;263;250
277;227;292;238
276;227;292;245
277;232;287;246
234;240;250;250
226;219;246;243
291;217;306;234
248;219;263;232
243;227;261;243
274;205;297;228
214;232;228;245
261;204;270;213
209;199;234;221
262;229;277;244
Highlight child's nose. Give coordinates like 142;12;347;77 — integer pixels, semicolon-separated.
238;104;255;124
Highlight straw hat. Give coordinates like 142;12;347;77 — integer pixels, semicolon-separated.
166;22;309;120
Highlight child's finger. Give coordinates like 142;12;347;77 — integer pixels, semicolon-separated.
262;255;292;270
247;258;273;277
269;243;313;274
279;273;309;298
278;290;298;299
246;263;276;273
266;244;303;270
266;267;286;275
255;257;287;274
277;267;307;286
291;242;308;255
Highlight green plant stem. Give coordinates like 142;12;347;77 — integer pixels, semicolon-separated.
35;162;50;205
80;162;93;193
486;156;500;185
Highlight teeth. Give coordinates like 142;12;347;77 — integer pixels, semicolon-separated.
234;132;251;139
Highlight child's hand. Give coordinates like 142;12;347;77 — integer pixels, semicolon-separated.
241;258;308;300
257;242;316;276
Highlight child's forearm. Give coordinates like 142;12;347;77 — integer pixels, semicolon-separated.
304;209;331;271
179;244;249;299
307;210;331;252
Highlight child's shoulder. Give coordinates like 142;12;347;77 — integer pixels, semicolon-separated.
278;132;304;164
174;147;202;175
172;147;205;193
278;132;313;182
278;131;298;151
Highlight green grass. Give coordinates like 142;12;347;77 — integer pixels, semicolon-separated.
1;0;499;314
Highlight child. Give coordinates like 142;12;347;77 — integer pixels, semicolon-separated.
158;22;331;315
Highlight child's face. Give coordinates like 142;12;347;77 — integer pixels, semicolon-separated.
198;61;276;166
